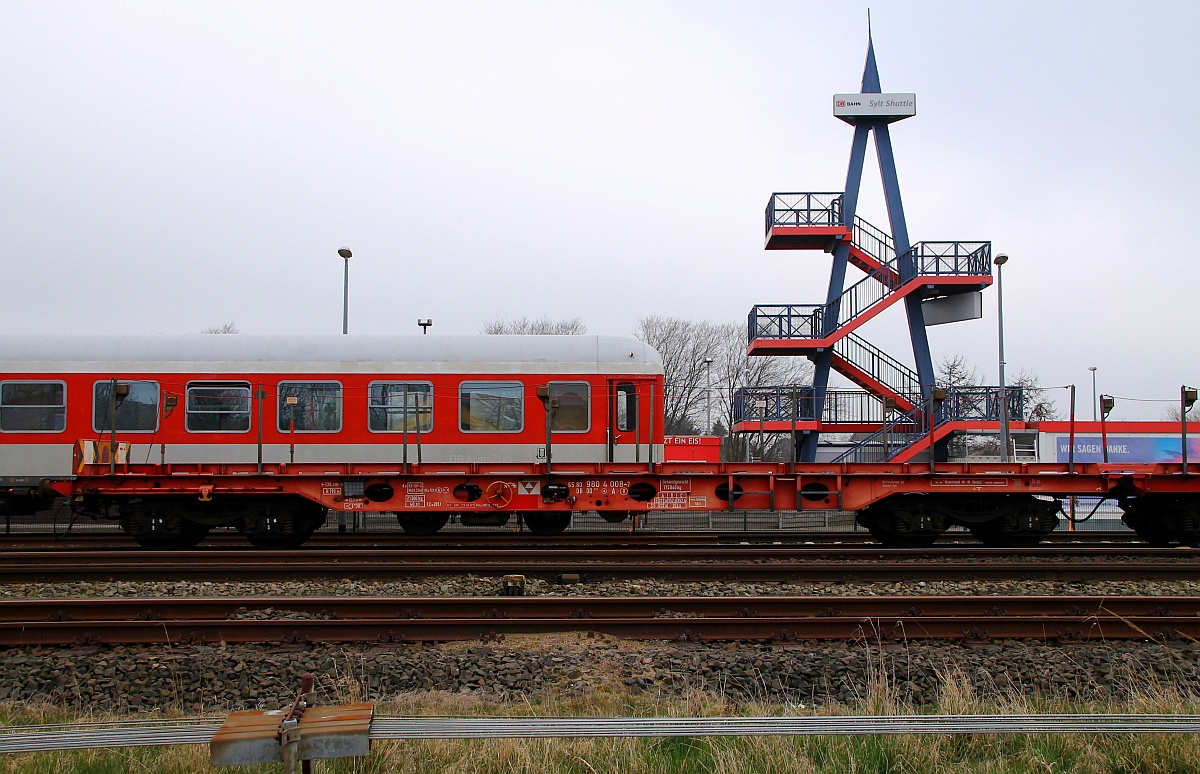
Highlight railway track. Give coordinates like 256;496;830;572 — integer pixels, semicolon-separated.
0;544;1195;582
3;595;1197;645
0;530;1144;552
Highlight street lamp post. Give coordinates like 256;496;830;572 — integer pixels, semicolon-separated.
1089;366;1098;422
703;357;714;435
338;247;352;334
994;253;1010;462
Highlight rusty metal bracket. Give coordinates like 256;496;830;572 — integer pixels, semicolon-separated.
211;671;373;771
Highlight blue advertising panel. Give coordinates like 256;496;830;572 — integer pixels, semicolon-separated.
1056;436;1200;463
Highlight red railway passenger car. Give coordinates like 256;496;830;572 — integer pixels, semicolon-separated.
0;334;664;546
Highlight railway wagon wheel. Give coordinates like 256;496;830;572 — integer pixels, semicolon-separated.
967;519;1045;549
237;501;327;549
119;503;211;550
1121;495;1190;547
396;512;450;536
855;495;944;548
123;517;210;550
522;512;571;536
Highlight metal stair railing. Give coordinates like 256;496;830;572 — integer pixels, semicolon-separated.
832;400;931;464
749;240;993;342
851;216;896;268
834;332;921;399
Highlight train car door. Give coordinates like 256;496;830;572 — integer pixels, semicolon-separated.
607;380;642;463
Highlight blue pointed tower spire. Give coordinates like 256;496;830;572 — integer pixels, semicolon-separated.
861;21;881;93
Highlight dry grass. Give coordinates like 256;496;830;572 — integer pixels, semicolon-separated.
4;641;1200;773
1;676;1200;773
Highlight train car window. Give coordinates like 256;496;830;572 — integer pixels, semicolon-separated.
549;382;589;432
0;381;66;432
185;382;252;432
93;381;159;432
368;382;433;432
277;382;342;432
459;381;523;432
616;382;637;432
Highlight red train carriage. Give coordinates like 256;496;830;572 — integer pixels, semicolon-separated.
6;334;1200;550
0;334;664;547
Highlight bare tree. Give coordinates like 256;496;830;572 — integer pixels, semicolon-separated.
1164;405;1200;422
936;353;978;390
936;353;989;457
201;322;240;334
482;316;586;335
936;354;1058;458
1013;368;1059;422
633;316;723;435
709;322;812;461
633;316;812;455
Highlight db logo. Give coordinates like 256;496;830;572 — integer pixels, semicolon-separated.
836;100;846;107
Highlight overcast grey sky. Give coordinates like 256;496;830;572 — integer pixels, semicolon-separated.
2;1;1196;419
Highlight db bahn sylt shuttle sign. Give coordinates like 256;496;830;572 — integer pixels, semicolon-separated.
833;93;916;123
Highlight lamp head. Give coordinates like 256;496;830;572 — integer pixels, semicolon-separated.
994;253;1009;266
338;247;352;259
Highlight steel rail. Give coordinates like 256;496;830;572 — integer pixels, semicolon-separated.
4;714;1200;754
3;596;1199;645
6;595;1199;621
0;530;1146;551
0;546;1195;582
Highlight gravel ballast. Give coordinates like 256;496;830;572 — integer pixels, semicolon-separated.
1;636;1197;713
4;576;1200;599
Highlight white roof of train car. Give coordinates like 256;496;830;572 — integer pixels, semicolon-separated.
0;335;663;375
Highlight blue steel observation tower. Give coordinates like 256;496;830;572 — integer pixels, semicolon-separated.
739;33;1012;463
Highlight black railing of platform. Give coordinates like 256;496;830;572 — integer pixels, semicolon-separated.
898;241;992;277
765;193;843;232
830;387;1026;463
939;387;1024;423
732;387;1024;426
734;387;923;425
